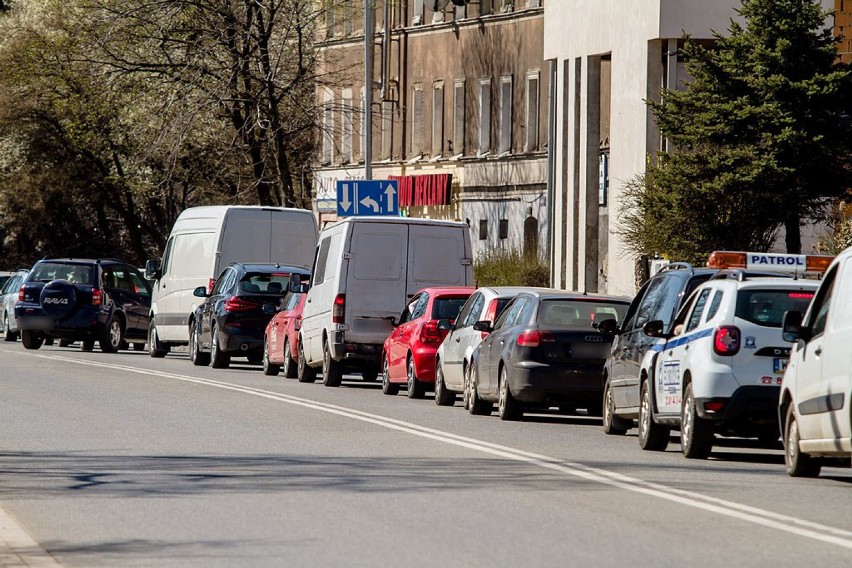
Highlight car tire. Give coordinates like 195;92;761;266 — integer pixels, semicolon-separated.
3;314;18;342
381;356;399;395
322;339;343;387
81;339;95;352
468;363;493;416
189;320;210;366
361;365;379;382
784;405;822;478
100;316;124;353
681;383;713;459
603;379;630;435
406;356;426;399
210;324;230;369
638;380;670;451
148;321;169;358
434;360;455;406
262;336;280;376
297;339;317;383
21;330;43;350
462;363;472;410
498;365;523;421
282;338;297;379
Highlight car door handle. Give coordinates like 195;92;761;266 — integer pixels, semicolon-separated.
455;337;461;343
684;345;689;351
815;346;822;356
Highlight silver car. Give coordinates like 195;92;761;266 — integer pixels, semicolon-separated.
434;286;529;408
1;269;29;341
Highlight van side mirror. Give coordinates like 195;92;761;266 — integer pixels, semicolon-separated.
193;286;208;298
782;310;808;343
643;320;665;338
144;259;160;281
472;320;492;334
595;318;619;335
289;273;306;293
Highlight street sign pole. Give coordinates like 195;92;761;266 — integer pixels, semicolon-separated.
364;1;373;181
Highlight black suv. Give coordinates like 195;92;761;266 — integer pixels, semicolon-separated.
15;259;152;352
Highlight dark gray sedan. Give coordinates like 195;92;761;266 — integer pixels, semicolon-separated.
468;290;629;421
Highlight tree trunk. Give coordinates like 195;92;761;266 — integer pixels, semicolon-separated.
785;213;802;254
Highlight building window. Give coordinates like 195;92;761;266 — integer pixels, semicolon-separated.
479;220;488;240
357;86;365;162
381;101;393;160
342;89;353;163
432;81;444;158
480;0;493;16
321;93;333;165
343;0;353;35
454;3;467;20
325;4;335;38
499;75;513;155
413;0;424;25
528;0;541;7
478;78;491;156
525;71;540;152
453;80;465;157
412;84;424;158
500;0;515;13
499;219;509;239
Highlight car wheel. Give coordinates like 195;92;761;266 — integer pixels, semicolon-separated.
100;317;124;353
21;330;43;350
3;314;17;342
434;360;455;406
406;356;426;399
603;378;630;435
189;320;210;366
297;339;317;383
322;339;343;387
210;324;230;369
681;383;713;459
784;405;822;477
361;365;379;382
148;321;169;358
638;380;670;451
468;363;493;416
462;364;471;410
498;365;523;421
381;356;399;396
282;338;297;379
81;339;95;352
262;337;280;376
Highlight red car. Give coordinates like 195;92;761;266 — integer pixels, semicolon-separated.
382;286;475;399
263;289;307;379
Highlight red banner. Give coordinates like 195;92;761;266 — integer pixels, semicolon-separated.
387;174;452;207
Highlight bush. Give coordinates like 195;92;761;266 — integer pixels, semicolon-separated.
473;248;550;288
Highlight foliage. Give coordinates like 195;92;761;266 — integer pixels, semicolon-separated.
618;0;852;262
474;248;550;288
814;201;852;255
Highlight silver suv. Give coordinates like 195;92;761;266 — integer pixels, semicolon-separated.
0;269;29;341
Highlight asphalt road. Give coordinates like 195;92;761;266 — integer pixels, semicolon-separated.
1;343;850;567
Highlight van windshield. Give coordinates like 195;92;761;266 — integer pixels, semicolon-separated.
735;289;815;327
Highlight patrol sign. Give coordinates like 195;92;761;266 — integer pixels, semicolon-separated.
746;253;806;270
337;180;399;217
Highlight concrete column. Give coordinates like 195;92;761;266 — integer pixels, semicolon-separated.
564;57;580;291
579;55;601;293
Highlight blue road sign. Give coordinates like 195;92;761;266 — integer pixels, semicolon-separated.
337;180;399;217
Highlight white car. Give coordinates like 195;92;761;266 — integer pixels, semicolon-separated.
0;269;28;341
780;249;852;477
433;287;527;407
637;253;825;459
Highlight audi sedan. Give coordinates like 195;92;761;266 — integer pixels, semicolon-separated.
467;290;629;421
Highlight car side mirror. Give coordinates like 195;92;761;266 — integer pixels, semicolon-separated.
193;286;208;298
472;320;492;333
782;310;808;343
437;319;452;331
595;318;619;335
262;302;277;316
144;259;160;281
643;320;665;338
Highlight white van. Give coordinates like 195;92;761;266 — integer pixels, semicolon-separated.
145;206;318;356
298;217;473;386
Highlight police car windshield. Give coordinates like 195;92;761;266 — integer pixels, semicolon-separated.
735;290;815;328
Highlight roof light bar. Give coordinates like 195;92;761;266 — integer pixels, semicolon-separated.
706;251;832;274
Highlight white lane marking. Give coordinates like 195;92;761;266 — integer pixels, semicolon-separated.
18;353;852;550
0;507;61;567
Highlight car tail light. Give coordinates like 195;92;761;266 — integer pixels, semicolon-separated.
482;299;500;339
419;320;442;344
224;297;258;312
208;278;216;295
704;401;726;413
332;294;345;324
517;330;555;348
294;317;301;331
18;286;25;302
713;326;741;356
91;288;102;306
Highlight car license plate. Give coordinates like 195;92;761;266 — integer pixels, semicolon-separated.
773;358;788;374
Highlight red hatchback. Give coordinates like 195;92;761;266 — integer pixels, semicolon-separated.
262;289;307;379
382;286;475;399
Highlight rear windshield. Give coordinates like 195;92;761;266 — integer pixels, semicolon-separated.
431;296;470;321
238;272;297;295
537;300;629;328
29;263;94;285
735;289;815;327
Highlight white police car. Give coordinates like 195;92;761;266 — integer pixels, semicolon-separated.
636;252;829;459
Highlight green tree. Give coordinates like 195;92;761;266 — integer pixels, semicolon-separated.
620;0;852;261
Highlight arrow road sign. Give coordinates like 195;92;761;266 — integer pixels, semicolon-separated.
337;180;399;217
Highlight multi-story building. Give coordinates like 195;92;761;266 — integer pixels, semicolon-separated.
314;1;550;261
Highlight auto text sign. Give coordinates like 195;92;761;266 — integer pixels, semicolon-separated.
337;180;399;217
746;253;806;271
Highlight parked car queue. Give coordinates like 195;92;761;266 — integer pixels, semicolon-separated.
1;205;849;479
